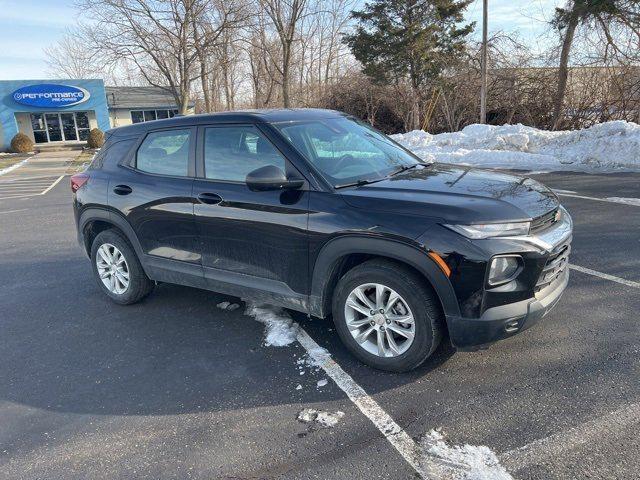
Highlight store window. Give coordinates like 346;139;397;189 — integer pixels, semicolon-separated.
131;111;144;124
29;112;92;144
131;109;180;124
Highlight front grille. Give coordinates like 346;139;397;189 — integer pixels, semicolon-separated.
535;243;570;293
530;208;559;234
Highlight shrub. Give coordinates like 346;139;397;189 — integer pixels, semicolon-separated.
87;128;105;149
10;133;34;153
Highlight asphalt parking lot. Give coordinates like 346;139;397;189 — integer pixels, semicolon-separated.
0;154;639;479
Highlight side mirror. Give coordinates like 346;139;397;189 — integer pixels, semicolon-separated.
246;165;304;192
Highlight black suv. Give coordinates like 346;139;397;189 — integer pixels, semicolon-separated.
73;109;572;372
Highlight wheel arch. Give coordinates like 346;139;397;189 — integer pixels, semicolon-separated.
79;208;146;266
310;236;461;320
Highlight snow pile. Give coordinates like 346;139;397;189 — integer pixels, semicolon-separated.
297;408;345;428
392;120;640;173
421;430;512;480
244;302;300;347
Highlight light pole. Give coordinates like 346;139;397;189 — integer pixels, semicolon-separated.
480;0;488;124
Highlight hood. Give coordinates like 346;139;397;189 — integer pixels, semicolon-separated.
339;163;559;223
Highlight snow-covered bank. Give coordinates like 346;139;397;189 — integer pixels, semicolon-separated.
392;120;640;173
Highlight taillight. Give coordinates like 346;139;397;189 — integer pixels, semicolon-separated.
71;173;89;193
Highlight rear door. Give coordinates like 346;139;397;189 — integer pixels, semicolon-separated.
192;124;310;307
107;126;203;285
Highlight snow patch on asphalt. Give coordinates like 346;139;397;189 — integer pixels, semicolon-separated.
421;430;512;480
393;121;640;173
244;302;300;346
297;408;345;428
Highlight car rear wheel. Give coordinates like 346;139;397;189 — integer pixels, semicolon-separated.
90;229;154;305
332;259;443;372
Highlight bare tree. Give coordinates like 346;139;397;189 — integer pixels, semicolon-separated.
77;0;246;113
44;30;116;80
259;0;309;107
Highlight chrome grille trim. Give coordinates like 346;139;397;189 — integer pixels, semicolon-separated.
535;243;571;292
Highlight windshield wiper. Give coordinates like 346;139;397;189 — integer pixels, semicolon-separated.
334;177;385;189
389;163;420;177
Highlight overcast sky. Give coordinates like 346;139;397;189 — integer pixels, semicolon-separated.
0;0;564;80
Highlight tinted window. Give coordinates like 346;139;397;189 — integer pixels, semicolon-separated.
89;138;135;170
137;129;190;176
204;126;286;182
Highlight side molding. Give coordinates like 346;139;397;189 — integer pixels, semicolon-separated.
310;236;461;319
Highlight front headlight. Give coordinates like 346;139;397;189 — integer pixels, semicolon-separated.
444;221;530;239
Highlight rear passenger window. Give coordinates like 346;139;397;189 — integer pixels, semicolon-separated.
204;126;286;182
137;129;191;176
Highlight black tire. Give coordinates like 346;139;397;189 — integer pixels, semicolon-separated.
90;229;154;305
332;259;444;372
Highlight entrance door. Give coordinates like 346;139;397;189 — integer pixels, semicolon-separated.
45;114;62;142
60;113;78;141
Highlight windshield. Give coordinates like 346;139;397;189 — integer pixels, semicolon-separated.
273;117;422;187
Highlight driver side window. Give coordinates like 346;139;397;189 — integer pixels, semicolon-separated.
204;126;287;182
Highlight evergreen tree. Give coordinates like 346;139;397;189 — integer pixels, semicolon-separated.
345;0;473;130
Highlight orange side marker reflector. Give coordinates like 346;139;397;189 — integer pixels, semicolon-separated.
428;251;451;277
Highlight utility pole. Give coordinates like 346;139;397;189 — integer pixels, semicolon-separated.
480;0;488;124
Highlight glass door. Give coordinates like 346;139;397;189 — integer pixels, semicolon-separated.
30;114;48;143
60;113;78;141
45;114;62;142
75;112;90;141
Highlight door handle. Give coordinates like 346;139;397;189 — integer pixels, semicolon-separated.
113;184;132;195
197;192;223;205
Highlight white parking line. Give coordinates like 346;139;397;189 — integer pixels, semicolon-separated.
569;264;640;289
557;192;640;206
0;157;31;176
40;175;65;195
0;175;65;199
297;328;511;479
500;402;640;472
0;208;27;215
297;329;425;476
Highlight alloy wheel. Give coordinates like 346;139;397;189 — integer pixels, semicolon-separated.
96;243;130;294
344;283;415;358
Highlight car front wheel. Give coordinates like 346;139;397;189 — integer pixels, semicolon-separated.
332;259;443;372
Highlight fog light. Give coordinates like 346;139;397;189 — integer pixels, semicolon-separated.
488;256;521;286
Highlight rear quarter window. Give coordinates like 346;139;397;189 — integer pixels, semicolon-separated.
88;138;136;170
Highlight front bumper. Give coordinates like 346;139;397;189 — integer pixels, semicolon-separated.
446;267;569;349
445;207;573;350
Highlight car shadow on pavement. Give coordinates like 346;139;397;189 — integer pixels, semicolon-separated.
0;260;456;417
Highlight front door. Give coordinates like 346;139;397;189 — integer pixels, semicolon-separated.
192;124;310;305
45;113;62;142
60;113;78;141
